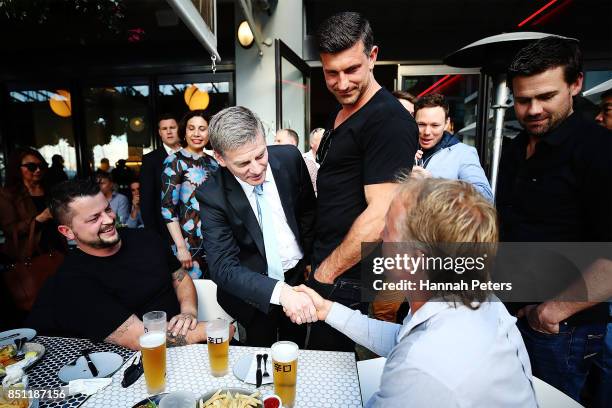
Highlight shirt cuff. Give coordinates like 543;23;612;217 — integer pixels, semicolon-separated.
270;281;284;305
325;302;352;329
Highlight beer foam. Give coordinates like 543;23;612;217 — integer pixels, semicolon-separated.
207;319;229;340
139;331;165;348
271;342;298;362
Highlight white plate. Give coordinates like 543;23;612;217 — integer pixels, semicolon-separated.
233;353;273;385
0;342;45;377
0;328;36;347
57;352;124;383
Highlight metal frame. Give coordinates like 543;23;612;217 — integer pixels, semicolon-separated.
166;0;221;61
275;39;311;142
475;73;492;174
396;64;480;87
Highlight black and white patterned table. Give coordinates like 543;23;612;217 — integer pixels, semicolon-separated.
82;344;363;408
26;336;134;408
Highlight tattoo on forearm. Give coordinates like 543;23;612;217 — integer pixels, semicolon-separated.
172;268;186;283
166;331;188;347
106;314;138;344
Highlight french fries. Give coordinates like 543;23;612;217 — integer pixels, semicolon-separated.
199;389;261;408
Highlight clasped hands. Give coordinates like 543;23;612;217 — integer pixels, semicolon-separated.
280;284;333;325
168;312;198;337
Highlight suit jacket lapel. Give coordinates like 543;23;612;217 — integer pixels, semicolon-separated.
156;146;168;166
222;169;266;258
269;153;299;239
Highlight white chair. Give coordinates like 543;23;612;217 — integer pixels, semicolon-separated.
193;279;233;321
532;377;583;408
192;279;238;340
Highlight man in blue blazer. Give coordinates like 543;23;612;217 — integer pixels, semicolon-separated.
196;106;317;346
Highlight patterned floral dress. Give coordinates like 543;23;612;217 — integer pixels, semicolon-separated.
161;149;218;279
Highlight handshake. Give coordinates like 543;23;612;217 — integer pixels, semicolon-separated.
279;284;333;325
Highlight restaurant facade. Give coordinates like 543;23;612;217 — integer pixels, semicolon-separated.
0;0;610;181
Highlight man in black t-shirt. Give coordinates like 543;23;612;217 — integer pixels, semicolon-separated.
27;180;209;350
308;12;418;351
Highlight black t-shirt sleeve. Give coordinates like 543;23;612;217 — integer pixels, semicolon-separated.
361;111;418;185
166;244;181;274
59;276;133;342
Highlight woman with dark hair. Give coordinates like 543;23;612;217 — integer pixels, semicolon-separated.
0;147;64;261
161;110;218;279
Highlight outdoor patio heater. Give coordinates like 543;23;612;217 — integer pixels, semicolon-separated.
444;32;576;197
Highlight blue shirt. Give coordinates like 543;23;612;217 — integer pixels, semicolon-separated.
326;298;537;407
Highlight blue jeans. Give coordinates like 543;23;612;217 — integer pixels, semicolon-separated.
592;305;612;407
518;317;607;405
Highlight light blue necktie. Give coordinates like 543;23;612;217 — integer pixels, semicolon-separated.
254;184;285;281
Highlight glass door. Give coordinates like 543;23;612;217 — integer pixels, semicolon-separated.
397;65;481;147
275;39;311;152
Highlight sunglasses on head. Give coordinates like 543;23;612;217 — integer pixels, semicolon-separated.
316;129;334;166
21;162;47;172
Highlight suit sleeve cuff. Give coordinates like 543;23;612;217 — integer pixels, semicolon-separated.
270;281;284;305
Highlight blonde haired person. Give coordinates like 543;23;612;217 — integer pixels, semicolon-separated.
297;178;536;407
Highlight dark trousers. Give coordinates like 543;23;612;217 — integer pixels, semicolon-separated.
306;277;367;351
242;305;306;348
240;259;308;347
518;317;609;406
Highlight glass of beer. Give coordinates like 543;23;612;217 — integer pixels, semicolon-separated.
271;341;299;408
206;319;230;377
141;311;167;394
139;331;167;394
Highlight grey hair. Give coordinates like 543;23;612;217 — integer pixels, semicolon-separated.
208;106;265;155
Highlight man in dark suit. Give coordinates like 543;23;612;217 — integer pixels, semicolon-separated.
140;114;180;238
196;106;317;347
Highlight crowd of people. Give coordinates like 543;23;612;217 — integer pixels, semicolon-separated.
1;10;611;407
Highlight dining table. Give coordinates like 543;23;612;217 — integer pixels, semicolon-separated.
23;336;363;408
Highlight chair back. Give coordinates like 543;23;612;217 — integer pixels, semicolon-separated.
193;279;234;321
533;377;583;408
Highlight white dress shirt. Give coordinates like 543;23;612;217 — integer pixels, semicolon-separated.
302;150;320;168
163;143;179;156
235;168;303;305
326;298;537;407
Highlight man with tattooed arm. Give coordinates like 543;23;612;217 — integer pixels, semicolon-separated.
26;179;216;350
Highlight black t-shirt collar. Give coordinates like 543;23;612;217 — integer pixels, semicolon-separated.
328;88;386;131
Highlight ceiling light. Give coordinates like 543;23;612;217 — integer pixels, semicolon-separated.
237;20;254;48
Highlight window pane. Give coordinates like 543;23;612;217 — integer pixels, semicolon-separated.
84;84;152;174
157;79;231;120
7;88;77;178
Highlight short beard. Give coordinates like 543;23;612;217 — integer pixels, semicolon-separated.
522;103;572;137
75;227;120;249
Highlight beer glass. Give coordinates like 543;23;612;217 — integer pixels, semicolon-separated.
139;331;167;394
206;319;230;377
141;310;167;394
271;341;299;408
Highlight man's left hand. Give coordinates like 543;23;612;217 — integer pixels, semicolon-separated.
517;303;560;334
168;312;198;336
